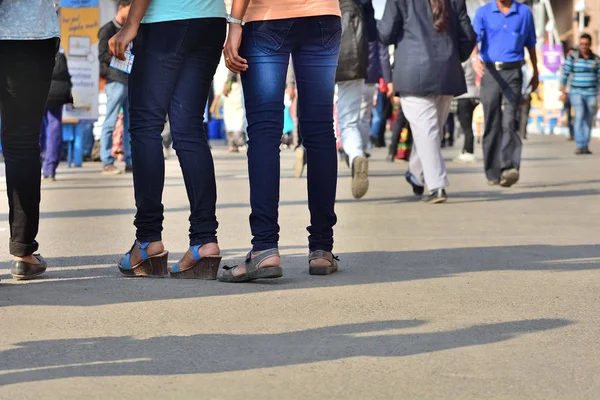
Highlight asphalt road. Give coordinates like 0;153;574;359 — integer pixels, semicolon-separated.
0;135;599;399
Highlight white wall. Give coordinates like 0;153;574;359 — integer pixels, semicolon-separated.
100;0;117;26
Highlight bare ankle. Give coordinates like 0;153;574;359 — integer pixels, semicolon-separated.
198;242;220;257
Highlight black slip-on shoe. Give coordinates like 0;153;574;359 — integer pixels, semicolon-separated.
11;255;47;280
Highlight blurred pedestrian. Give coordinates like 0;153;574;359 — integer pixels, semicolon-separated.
560;33;599;155
0;0;60;280
41;48;73;181
379;0;476;204
98;0;132;175
110;0;226;278
221;0;342;281
471;0;539;187
454;60;479;163
335;0;370;199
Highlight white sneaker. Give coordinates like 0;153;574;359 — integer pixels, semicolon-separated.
454;152;476;163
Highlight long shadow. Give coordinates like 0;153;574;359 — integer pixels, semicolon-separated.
0;245;598;307
0;318;571;386
5;185;600;222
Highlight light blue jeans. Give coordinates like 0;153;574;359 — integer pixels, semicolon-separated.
101;81;131;166
571;93;598;150
337;79;366;167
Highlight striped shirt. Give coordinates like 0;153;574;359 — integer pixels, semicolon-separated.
561;51;600;96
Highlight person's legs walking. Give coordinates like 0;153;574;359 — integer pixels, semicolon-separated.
456;98;476;162
582;95;597;153
293;15;340;253
519;94;531;139
0;39;56;270
338;79;366;164
337;79;368;199
571;94;586;152
499;68;523;178
401;96;449;195
42;106;63;179
101;81;128;173
360;83;376;151
480;69;504;183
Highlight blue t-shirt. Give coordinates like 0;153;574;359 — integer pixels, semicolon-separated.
143;0;226;24
473;1;536;63
0;0;60;40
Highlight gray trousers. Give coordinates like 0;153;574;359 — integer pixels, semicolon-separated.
400;95;452;190
480;67;523;181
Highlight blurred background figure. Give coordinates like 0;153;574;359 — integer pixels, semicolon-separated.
560;33;599;155
454;60;479;163
219;72;246;153
98;0;131;175
41;47;73;181
379;0;476;204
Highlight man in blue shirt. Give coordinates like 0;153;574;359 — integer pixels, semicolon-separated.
471;0;539;187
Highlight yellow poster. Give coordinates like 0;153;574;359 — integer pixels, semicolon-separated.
60;7;100;120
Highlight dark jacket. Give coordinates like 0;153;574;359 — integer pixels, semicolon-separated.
98;20;128;85
359;0;392;84
366;40;393;84
378;0;476;97
47;51;73;109
336;0;369;82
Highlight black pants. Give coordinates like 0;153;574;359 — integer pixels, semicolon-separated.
457;98;477;154
480;67;523;181
519;94;531;139
0;39;57;256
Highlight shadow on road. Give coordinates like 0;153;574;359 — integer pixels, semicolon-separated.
0;318;571;386
0;245;598;307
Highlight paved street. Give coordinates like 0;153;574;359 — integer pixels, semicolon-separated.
0;135;599;399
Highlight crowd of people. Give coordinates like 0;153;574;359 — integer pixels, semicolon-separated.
0;0;598;282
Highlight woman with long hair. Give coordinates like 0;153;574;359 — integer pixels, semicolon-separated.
219;0;342;282
378;0;476;203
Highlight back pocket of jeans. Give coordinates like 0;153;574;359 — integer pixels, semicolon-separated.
318;16;342;55
251;20;294;55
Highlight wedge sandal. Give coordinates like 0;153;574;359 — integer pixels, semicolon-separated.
308;250;339;276
118;240;169;278
219;248;282;283
169;244;222;280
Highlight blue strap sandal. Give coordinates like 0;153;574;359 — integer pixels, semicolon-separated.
169;244;222;280
118;240;169;278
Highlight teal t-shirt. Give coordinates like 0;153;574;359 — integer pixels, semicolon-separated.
142;0;226;24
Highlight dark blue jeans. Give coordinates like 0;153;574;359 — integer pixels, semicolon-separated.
129;18;226;246
240;16;341;252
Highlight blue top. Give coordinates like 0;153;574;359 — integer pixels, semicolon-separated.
142;0;226;24
0;0;59;40
472;1;536;63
